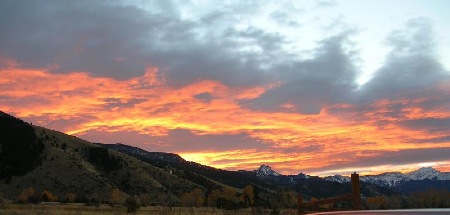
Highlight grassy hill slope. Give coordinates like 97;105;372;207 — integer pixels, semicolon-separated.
0;111;217;204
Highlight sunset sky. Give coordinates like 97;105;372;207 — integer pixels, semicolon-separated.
1;0;450;176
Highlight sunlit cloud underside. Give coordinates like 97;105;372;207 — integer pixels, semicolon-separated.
2;65;449;175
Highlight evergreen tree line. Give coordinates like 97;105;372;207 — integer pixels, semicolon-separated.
0;112;45;180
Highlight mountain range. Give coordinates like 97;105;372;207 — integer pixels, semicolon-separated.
1;110;449;206
325;167;450;187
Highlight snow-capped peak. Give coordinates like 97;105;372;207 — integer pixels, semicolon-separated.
297;172;310;179
324;175;350;183
361;172;408;187
325;167;450;187
255;164;281;176
406;167;441;180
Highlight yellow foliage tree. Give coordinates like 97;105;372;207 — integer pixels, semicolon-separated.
207;189;221;207
193;188;205;207
243;185;254;206
206;187;239;207
109;188;126;206
181;188;204;207
366;196;386;209
222;187;236;201
181;192;195;207
42;189;58;202
17;187;35;203
66;192;76;203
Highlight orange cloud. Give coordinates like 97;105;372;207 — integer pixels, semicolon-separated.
1;65;450;175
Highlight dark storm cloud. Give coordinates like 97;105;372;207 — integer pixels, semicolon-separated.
359;18;449;101
244;32;358;114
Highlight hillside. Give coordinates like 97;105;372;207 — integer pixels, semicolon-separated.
0;111;206;204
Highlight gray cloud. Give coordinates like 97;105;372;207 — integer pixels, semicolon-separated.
0;1;161;78
194;92;214;103
243;32;358;114
398;117;450;134
2;1;448;107
359;18;449;101
0;0;283;87
409;135;450;144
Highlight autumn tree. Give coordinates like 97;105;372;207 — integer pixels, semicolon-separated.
207;187;240;209
65;192;76;203
181;188;204;207
42;189;58;202
409;189;450;208
272;190;298;209
207;189;221;207
366;196;386;210
17;187;38;203
243;185;254;207
110;188;126;206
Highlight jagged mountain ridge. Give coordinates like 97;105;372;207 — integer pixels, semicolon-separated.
324;167;450;188
408;167;450;180
105;144;395;199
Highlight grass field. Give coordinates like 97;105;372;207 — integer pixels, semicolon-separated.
0;204;299;215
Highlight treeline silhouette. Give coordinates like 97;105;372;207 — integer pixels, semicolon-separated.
0;111;44;180
86;147;123;173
